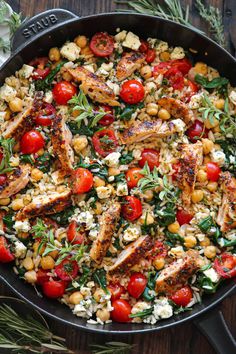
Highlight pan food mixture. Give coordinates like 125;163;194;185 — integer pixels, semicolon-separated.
0;30;236;325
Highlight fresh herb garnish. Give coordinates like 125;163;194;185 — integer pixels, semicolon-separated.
0;137;15;174
2;211;15;228
34;61;66;91
92;268;109;294
90;342;134;354
198;216;221;243
68;121;96;136
165;230;184;247
119;151;134;165
77;157;108;181
195;74;228;91
115;102;144;121
20;154;35;165
129;306;153;319
216;138;236;175
197;273;221;293
35;152;53;173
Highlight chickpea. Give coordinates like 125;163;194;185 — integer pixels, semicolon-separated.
204;245;216;259
62;71;73;81
31;168;44;182
33;241;45;256
158;108;171;120
48;250;59;259
37;148;45;156
213;125;220;133
4;108;11;121
146;103;158;116
96;308;110;322
140;212;154;225
160;51;170;61
40;256;55;270
197;169;208;183
94;201;103;215
184;235;197;248
168;221;180;234
49;47;61;62
0;198;10;206
73;136;88;154
153;257;165;270
140;65;152;80
24;270;37;284
93;288;106;303
191;190;204;203
214;99;225;110
93;176;105;188
143;190;154;202
108;167;120;176
207;181;218;192
203;156;211;164
194;62;208;75
23;195;32;206
11;198;24;211
9;97;23;112
22;257;34;271
200;237;210;247
202;138;214;155
80;46;93;56
204;117;219;129
69;291;84;305
74;35;87;48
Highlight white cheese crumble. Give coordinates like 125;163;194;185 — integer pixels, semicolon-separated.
155;40;168;53
116;181;129;196
170;47;185;60
18;64;34;79
60;42;81;61
123;225;141;242
106;80;120;95
229;90;236;105
203;268;221;283
76;211;95;230
9;156;20;167
172;119;186;133
44;91;53;104
115;30;127;42
96;186;113;199
104;152;121;167
143;298;173;325
210;150;226;166
0;84;17;102
14;241;27;258
122;31;141;50
13;220;31;233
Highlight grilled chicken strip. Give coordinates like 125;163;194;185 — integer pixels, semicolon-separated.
157;97;193;124
0;165;30;199
68;66;120;106
217;172;236;232
16;189;71;220
155;250;201;294
176;141;203;206
90;202;121;264
120;119;175;145
108;235;153;275
51;115;74;174
2;106;33;140
116;51;145;81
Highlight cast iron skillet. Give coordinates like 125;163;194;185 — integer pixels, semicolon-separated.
0;9;236;353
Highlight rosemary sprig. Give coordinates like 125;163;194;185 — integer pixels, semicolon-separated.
0;137;15;174
0;0;22;52
90;341;134;354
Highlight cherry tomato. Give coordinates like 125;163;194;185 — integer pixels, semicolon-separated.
139;148;160;171
164;67;184;90
35;103;56;126
171;58;192;75
186;120;206;143
92;128;118;157
120;80;145;104
32;67;51;80
183;80;199;103
97;105;115;126
206;162;221;182
0;174;7;186
125;167;143;189
108;283;125;301
67;220;84;245
171;162;181;181
72;168;93;194
146;48;156;63
0;236;14;263
170;286;193;307
176;209;193;226
214;253;236;278
127;272;147;299
55;257;79;281
0;151;3;163
150;241;168;260
139;40;149;53
42;280;66;298
153;62;170;76
30;57;51;80
29;57;48;68
52;81;77;105
20;130;45;154
111;299;132;323
36;269;50;286
90;32;114;57
122;196;142;221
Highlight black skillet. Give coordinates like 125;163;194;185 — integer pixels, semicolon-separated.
0;9;235;354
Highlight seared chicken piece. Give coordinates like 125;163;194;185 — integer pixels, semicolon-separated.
157;97;193;124
120;119;175;145
217;172;236;232
108;235;153;275
90;202;121;264
176;141;203;206
0;165;30;199
68;66;120;106
51;115;74;174
16;189;71;220
2;106;33;140
116;51;145;81
155;250;201;294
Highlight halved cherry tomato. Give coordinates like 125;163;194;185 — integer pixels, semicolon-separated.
153;58;192;77
139;40;149;53
72;168;93;194
67;220;84;245
108;283;125;301
127;272;147;299
92;128;118;157
97;105;115;126
171;58;192;75
20;130;45;154
171;162;181;181
164;67;184;90
42;280;66;298
36;269;50;286
150;241;168;260
206;162;221;182
214;253;236;278
120;80;145;104
170;286;193;307
139;148;160;171
90;32;114;57
0;236;14;263
146;48;156;63
32;67;51;80
176;209;193;226
111;299;132;323
52;81;77;105
122;196;142;221
30;57;51;80
55;257;79;281
186;120;207;143
125;167;143;189
35;103;56;126
183;80;199;103
153;62;170;76
0;174;7;186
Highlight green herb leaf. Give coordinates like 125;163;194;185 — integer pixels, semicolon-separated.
195;74;228;90
2;212;15;228
129;306;153;318
91;341;134;354
35;61;66;91
20;154;35;165
35;152;53;173
0;137;15;174
92;268;109;294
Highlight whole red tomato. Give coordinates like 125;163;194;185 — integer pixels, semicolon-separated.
35;103;56;126
0;236;14;263
125;167;143;189
20;130;45;154
67;220;84;245
146;48;156;63
176;209;193;226
55;257;79;281
120;80;145;104
139;149;160;171
72;168;93;194
42;280;66;298
90;32;114;57
127;272;147;299
108;283;125;301
122;196;142;221
53;81;77;105
111;299;132;323
186;120;207;143
206;162;221;182
170;286;193;307
92;129;118;157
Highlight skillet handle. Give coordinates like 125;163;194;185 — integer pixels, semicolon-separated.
11;8;79;53
194;309;236;354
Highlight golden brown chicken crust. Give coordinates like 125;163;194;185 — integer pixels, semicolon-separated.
116;51;145;81
217;172;236;232
157;97;193;124
0;164;30;199
2;107;34;140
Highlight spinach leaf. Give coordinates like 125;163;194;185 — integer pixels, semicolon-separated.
20;154;34;165
216;138;236;176
195;74;229;90
155;202;176;227
198;216;213;232
50;206;75;226
68;121;95;136
115;102;144;121
77;158;108;181
218;237;236;247
35;152;53;173
114;173;126;183
197;274;221;294
165;230;184;247
119;151;133;165
92;268;109;294
113;237;122;251
143;271;159;301
79;265;90;287
3;212;15;228
35;61;66;91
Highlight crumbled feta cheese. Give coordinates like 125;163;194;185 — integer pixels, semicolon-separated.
229;90;236;105
116;181;128;196
89;229;99;240
153;298;173;319
123;225;141;242
155;40;168;53
96;186;113;199
108;176;115;182
9;156;20;167
18;64;34;79
14;220;31;233
0;84;17;102
188;93;204;109
83;64;95;73
132;149;142;160
225;230;236;241
44;91;53;104
168;246;184;258
101;62;113;72
172;119;186;133
104;152;121;167
106;80;120;95
114;30;127;42
73;299;95;318
145;81;157;93
122;31;141;50
76;211;95;230
60;42;81;61
170;47;185;60
210;150;225;166
203;268;220;283
14;240;27;258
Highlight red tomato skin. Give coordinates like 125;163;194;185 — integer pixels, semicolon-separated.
186;120;208;143
0;174;7;186
0;236;14;263
55;258;79;281
150;241;168;260
111;299;132;323
176;209;193;226
170;286;193;307
139;149;160;171
125;167;143;189
171;58;192;75
92;129;118;157
20;130;45;154
36;269;50;285
139;40;149;53
120;80;145;104
108;283;125;301
122;196;142;222
52;81;77;105
171;162;181;181
214;253;236;278
165;67;184;90
206;162;221;182
90;32;114;57
127;273;147;299
72;168;93;194
146;48;156;63
98;105;115;126
32;67;51;80
29;57;48;68
42;280;66;298
35;103;56;126
153;62;170;76
67;220;84;245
